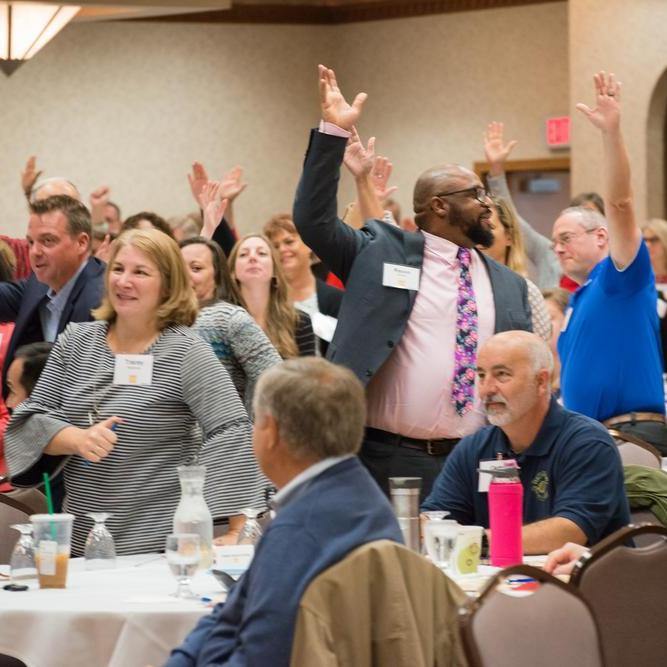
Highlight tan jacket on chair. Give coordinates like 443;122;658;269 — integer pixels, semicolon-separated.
290;540;469;667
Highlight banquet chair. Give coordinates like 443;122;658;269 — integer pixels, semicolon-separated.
570;523;667;667
0;494;31;564
609;428;661;468
289;539;468;667
459;565;604;667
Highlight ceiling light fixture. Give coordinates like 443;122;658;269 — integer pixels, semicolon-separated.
0;2;81;76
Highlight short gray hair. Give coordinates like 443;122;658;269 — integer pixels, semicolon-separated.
525;335;555;375
253;357;366;461
558;206;608;231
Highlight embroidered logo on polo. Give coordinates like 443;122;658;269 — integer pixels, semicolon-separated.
531;471;550;501
451;247;478;416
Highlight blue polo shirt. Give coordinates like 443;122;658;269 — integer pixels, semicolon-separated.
422;399;631;545
558;241;664;421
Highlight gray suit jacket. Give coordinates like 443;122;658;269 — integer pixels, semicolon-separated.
293;130;532;385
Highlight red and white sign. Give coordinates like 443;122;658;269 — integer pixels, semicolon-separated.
546;116;570;148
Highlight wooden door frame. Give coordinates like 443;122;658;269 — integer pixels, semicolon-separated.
474;156;570;180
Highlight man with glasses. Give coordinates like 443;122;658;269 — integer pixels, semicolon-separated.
293;66;532;501
554;71;665;452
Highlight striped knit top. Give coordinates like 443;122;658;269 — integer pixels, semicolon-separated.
6;321;268;556
192;301;281;412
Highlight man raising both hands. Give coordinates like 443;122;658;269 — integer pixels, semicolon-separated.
293;66;533;501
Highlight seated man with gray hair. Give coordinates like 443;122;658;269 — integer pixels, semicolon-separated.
166;357;402;667
422;331;631;554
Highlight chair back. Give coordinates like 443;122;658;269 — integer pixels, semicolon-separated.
460;565;604;667
290;539;468;667
570;523;667;667
0;495;32;564
610;429;661;468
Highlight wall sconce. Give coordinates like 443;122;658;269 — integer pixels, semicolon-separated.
0;2;81;76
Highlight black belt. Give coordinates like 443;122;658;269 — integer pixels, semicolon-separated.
365;427;459;457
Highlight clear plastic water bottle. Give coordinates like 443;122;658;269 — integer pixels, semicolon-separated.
488;467;523;567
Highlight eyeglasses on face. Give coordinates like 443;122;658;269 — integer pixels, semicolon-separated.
434;186;490;204
549;228;600;251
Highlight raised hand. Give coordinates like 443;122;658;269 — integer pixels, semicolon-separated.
89;185;111;226
21;155;42;197
318;64;367;131
199;181;229;239
344;128;375;179
187;161;209;205
218;166;247;202
94;234;112;263
371;155;398;205
576;71;621;133
484;121;517;169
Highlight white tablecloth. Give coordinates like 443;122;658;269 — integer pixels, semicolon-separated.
0;555;223;667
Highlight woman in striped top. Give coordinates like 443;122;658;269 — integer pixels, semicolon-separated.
6;229;267;556
227;234;317;358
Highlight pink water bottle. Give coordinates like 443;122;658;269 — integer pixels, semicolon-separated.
488;467;523;567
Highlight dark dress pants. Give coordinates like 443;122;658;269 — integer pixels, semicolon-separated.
359;434;452;505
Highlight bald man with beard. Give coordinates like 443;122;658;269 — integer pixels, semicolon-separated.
293;66;533;501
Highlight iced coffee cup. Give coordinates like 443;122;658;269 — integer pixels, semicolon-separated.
31;514;74;589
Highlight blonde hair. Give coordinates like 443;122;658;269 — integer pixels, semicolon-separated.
0;239;16;280
227;233;299;359
642;218;667;274
92;228;198;328
492;196;528;276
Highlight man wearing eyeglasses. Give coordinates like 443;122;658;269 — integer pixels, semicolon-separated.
553;71;665;452
293;66;533;501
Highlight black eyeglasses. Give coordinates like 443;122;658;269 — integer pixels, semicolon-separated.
435;186;490;204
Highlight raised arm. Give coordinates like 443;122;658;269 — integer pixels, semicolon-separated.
293;66;371;282
484;122;560;287
344;129;384;222
576;71;640;269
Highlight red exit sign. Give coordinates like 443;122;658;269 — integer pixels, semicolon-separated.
546;116;570;148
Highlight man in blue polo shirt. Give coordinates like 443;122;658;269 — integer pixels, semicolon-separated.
422;331;630;553
554;71;665;452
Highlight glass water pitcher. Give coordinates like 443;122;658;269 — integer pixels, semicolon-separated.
173;464;214;569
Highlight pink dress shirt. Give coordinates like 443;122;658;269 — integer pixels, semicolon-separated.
366;231;495;439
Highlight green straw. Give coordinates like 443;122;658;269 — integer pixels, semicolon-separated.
42;472;57;539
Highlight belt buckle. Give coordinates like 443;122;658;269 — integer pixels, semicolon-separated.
426;440;438;456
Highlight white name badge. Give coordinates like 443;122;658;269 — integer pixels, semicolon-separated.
113;354;154;386
382;263;420;290
310;311;338;343
477;458;519;493
561;307;573;333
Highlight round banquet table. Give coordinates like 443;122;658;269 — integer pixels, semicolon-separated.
0;554;222;667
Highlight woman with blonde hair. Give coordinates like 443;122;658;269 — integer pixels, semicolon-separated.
227;234;316;358
6;229;266;555
641;219;667;370
480;196;552;341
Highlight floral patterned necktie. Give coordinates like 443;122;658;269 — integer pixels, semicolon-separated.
451;247;478;416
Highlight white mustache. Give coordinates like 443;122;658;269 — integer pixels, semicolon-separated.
484;394;508;409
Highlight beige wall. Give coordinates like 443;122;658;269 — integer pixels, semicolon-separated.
570;0;667;222
0;2;568;238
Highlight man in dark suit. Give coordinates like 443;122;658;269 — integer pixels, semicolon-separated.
0;195;105;396
293;66;533;500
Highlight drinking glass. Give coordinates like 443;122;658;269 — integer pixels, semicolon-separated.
422;511;450;522
10;524;37;582
84;512;116;570
423;521;459;571
236;508;263;546
165;533;201;599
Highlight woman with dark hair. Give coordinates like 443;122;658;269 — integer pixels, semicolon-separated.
180;237;281;412
122;211;175;239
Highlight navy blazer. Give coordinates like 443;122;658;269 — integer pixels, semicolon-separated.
293;130;532;385
0;257;105;393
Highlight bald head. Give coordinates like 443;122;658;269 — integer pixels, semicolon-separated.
413;164;475;217
32;177;81;203
480;331;554;375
